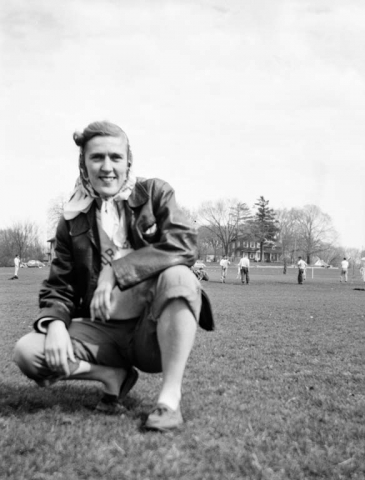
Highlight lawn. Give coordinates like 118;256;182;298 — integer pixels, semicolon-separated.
1;266;365;480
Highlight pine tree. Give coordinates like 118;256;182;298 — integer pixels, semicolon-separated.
250;196;279;262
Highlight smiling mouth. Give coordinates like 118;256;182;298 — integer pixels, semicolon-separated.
100;176;116;182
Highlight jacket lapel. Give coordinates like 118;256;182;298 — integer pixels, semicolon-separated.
69;202;100;253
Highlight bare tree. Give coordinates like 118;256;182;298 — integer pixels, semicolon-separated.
196;199;251;256
197;225;221;261
276;208;301;264
178;205;198;229
320;244;345;266
295;205;338;264
0;221;45;266
47;194;70;238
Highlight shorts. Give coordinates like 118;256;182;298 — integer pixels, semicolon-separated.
14;266;202;379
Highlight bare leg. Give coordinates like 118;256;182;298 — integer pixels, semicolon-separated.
156;299;197;411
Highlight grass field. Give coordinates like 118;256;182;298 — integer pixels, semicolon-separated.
1;266;365;480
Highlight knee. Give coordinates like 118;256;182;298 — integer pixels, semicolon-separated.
13;333;44;378
155;266;202;321
158;265;199;291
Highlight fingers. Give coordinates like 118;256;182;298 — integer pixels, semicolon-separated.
67;337;76;363
90;284;112;322
44;322;73;376
45;345;69;376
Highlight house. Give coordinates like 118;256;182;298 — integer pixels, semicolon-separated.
229;235;282;262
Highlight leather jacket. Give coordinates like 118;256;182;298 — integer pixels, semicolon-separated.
36;178;214;331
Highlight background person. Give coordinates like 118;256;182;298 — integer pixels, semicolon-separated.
297;256;307;284
237;254;250;284
360;257;365;283
9;254;20;280
340;257;349;283
13;121;214;432
220;255;230;283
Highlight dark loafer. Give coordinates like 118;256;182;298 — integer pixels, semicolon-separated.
144;403;183;431
95;367;139;414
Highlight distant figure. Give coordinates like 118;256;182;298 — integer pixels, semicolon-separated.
360;258;365;283
340;257;349;283
283;258;287;274
9;254;20;280
360;266;365;283
220;255;230;283
297;256;307;285
237;255;250;284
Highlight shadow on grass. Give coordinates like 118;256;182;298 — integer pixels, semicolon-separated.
0;381;143;418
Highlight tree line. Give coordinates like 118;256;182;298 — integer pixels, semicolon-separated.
187;196;362;266
0;194;362;268
0;222;46;267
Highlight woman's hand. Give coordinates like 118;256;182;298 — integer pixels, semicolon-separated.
90;264;117;322
45;320;76;377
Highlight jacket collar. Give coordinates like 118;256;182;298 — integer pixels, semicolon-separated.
126;179;149;208
68;179;149;236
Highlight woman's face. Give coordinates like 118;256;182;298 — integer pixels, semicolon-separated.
83;135;129;198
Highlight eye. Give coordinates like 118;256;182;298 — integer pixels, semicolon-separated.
111;154;124;161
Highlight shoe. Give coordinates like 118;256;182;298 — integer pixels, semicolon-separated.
95;367;139;414
144;403;183;431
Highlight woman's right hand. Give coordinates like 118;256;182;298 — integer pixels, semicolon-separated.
44;320;76;377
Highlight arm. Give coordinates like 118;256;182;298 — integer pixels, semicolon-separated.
34;217;78;374
43;320;76;376
35;216;77;331
113;179;198;290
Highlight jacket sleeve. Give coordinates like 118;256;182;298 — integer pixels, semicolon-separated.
34;217;76;331
113;179;198;290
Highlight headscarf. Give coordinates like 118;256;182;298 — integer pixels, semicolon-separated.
63;122;136;246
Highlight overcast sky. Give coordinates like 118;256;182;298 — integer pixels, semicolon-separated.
1;0;364;248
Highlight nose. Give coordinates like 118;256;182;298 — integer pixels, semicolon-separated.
101;155;113;172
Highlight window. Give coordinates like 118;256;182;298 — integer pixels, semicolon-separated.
250;242;255;248
257;242;260;248
249;253;254;259
232;241;235;249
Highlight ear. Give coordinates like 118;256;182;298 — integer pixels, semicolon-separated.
127;146;133;167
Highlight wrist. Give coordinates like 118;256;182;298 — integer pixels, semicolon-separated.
47;319;66;332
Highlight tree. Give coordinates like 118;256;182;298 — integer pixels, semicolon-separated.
47;193;70;238
228;202;252;238
249;196;279;262
276;208;299;265
0;221;45;266
197;225;221;261
320;244;345;266
295;205;338;264
196;199;251;256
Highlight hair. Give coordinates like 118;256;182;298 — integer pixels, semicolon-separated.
73;121;133;187
343;257;347;260
298;256;302;259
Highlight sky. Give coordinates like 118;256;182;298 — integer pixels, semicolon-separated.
1;0;364;248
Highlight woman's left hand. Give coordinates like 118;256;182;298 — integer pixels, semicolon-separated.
90;264;117;322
